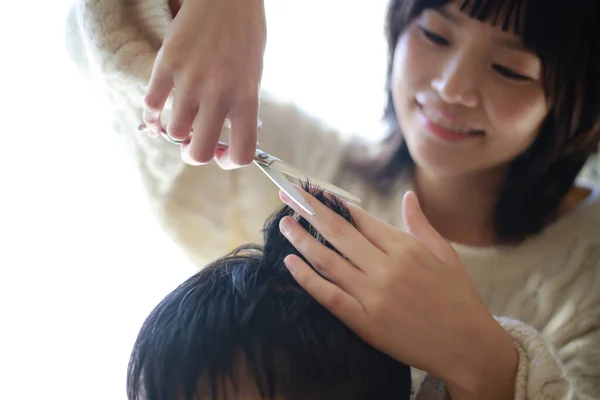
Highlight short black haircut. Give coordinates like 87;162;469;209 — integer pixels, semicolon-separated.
126;183;412;400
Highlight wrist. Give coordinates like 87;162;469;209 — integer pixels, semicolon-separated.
441;318;518;400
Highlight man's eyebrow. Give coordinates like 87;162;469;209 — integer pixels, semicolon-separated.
432;7;535;54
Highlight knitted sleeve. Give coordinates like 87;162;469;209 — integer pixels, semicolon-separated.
496;306;600;399
496;240;600;400
65;0;171;86
412;317;568;400
415;312;599;400
496;317;570;399
416;240;600;400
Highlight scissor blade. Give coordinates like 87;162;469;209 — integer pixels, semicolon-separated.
255;162;317;216
270;161;362;204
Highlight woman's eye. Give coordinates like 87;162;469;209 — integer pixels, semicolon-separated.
493;65;532;81
418;27;449;46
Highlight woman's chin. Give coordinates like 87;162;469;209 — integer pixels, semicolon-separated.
405;139;482;178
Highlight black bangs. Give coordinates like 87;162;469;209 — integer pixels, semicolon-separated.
459;0;524;33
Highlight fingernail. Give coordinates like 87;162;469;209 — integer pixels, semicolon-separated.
284;255;297;273
181;147;202;166
279;217;294;235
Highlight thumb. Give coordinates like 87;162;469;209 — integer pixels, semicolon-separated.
402;191;461;267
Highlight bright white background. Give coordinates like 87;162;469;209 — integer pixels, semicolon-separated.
0;1;388;399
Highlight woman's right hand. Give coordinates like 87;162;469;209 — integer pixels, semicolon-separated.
143;0;267;169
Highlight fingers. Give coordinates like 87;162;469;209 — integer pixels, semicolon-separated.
185;101;229;164
213;146;241;170
279;216;367;299
279;189;386;275
283;253;367;327
143;61;174;137
402;191;461;267
142;60;259;168
226;96;260;167
167;86;199;141
344;202;413;252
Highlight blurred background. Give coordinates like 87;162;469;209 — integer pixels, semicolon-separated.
0;1;389;399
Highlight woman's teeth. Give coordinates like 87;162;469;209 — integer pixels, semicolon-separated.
422;107;479;135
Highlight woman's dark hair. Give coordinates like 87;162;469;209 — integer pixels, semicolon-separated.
358;0;600;243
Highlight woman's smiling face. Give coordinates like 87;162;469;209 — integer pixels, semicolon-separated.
392;1;548;177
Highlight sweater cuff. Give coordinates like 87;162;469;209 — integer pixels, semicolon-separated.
495;316;570;399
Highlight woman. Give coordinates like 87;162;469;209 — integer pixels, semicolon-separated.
66;0;600;398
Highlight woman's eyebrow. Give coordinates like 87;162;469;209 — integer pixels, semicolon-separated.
433;7;535;54
433;7;462;24
494;36;532;53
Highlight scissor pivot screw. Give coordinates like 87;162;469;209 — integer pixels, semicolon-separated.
258;153;269;160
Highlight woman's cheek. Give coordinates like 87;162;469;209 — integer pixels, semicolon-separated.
488;85;548;140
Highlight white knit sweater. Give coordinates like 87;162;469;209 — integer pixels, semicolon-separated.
65;1;600;398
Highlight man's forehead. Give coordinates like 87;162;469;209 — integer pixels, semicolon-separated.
194;369;285;400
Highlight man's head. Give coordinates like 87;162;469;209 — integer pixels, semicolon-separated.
126;184;411;400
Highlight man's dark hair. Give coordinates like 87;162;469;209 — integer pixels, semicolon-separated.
126;183;412;400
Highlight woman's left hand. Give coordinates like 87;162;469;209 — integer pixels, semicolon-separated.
278;188;518;399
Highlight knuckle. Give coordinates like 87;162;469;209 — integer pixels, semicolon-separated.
367;294;388;313
389;235;415;257
390;232;406;248
205;79;232;98
312;254;335;274
322;290;344;309
401;242;424;263
326;218;347;239
286;228;304;247
158;46;184;71
236;93;259;109
143;95;163;114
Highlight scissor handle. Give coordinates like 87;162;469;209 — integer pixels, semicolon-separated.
216;141;277;166
216;141;263;155
138;124;261;148
139;118;261;138
139;121;262;150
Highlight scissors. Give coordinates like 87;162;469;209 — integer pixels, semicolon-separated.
138;121;361;216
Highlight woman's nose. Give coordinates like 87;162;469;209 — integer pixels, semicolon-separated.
431;56;480;108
